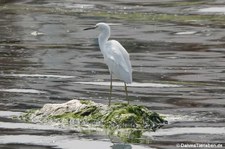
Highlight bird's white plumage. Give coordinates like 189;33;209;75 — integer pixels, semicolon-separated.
96;23;132;84
104;40;132;83
84;22;132;105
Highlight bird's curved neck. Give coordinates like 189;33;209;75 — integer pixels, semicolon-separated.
98;28;110;51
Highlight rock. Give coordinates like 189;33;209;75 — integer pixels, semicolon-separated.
37;99;105;117
20;99;167;131
20;99;167;143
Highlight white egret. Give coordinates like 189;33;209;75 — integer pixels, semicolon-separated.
84;22;132;106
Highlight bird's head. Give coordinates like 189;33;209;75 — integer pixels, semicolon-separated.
84;22;110;31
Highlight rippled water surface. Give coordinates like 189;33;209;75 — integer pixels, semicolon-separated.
0;0;225;149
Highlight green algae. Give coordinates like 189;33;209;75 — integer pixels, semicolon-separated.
51;105;103;124
103;103;165;130
163;1;213;7
86;11;225;27
20;109;37;122
79;99;93;105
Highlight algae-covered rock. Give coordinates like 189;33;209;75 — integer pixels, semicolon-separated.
20;99;167;143
103;103;166;130
20;99;167;131
21;99;107;125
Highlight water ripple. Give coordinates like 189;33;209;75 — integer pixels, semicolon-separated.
0;89;46;94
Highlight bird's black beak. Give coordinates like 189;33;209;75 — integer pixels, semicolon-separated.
83;26;97;30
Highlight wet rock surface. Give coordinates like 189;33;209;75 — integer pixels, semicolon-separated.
21;99;166;131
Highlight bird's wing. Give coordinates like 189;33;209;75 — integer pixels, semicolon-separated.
103;40;132;83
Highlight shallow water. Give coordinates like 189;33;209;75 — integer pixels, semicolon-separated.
0;0;225;148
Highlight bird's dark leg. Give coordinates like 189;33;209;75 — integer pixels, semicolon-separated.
124;83;129;104
109;73;112;106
